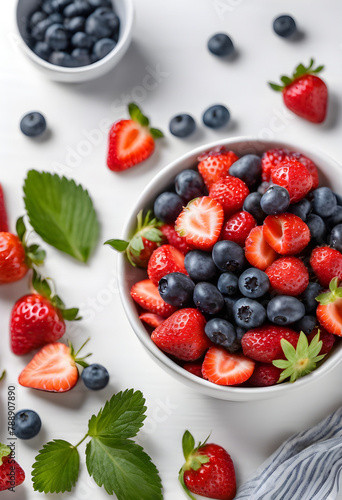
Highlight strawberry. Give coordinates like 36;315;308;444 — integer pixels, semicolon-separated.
18;341;91;392
139;312;165;328
269;59;328;123
0;451;25;491
151;308;211;361
160;224;190;255
147;244;187;286
289;152;319;190
241;325;299;363
183;362;203;378
271;159;312;203
105;210;165;268
130;279;177;318
266;256;309;296
197;148;239;189
244;225;278;270
0;217;45;284
316;278;342;336
307;326;336;355
0;184;8;232
221;210;257;247
263;213;310;255
309;246;342;287
209;176;249;217
248;362;282;387
107;103;163;171
175;196;224;251
179;430;236;500
10;272;80;355
202;346;255;385
261;148;289;182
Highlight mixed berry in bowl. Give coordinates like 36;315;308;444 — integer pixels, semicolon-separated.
113;140;342;396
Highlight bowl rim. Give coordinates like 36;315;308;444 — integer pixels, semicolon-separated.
117;136;342;400
15;0;134;74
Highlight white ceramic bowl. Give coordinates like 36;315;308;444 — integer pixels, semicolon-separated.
117;137;342;401
16;0;134;83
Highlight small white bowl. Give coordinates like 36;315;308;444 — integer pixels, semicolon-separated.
16;0;134;83
117;137;342;401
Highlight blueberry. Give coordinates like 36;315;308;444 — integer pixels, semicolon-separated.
169;114;196;138
204;318;236;348
158;272;195;307
293;315;316;335
267;295;305;325
193;282;224;315
212;240;246;273
306;214;326;242
45;24;69;51
92;38;116;60
30;11;48;27
82;363;109;390
202;105;230;129
287;198;312;220
64;0;93;17
48;12;64;23
175;169;205;202
324;206;342;231
31;18;55;41
56;0;73;8
184;250;217;282
329;224;342;253
13;410;41;440
20;112;47;137
71;31;94;48
334;192;342;206
71;47;91;66
208;33;234;57
217;272;238;296
312;187;337;218
243;192;266;223
301;282;323;313
233;298;266;328
85;7;120;38
33;41;52;61
89;0;112;6
49;50;74;66
260;185;290;215
273;15;297;38
238;268;270;298
64;16;86;33
229;154;262;188
153;192;184;224
42;0;60;15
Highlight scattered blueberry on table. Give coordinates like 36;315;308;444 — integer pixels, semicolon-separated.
20;112;47;137
202;104;230;129
273;14;297;38
81;363;109;390
207;33;235;57
13;409;42;439
169;114;196;138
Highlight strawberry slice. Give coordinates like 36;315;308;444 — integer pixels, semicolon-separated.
107;103;163;171
316;278;342;336
130;279;177;318
0;184;8;232
202;346;255;385
18;342;85;392
244;225;278;270
139;312;165;328
263;213;310;255
147;244;187;286
197;148;239;189
175;196;224;251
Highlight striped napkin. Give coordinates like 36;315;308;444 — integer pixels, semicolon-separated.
235;406;342;500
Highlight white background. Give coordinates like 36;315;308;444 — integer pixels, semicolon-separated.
1;0;342;499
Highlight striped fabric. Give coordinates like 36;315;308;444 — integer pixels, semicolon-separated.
235;407;342;500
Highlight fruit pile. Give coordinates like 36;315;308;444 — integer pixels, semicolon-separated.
113;146;342;388
26;0;120;67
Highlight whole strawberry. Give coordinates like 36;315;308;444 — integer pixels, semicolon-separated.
179;430;236;500
0;446;25;491
269;59;328;123
10;272;80;355
107;103;163;171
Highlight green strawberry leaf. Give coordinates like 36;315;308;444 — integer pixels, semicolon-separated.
32;270;52;299
61;308;81;321
86;437;162;500
182;430;195;461
128;103;150;127
16;216;26;241
32;440;80;493
150;128;164;139
269;58;325;92
143;228;164;242
23;170;100;263
268;82;284;91
104;239;129;252
0;443;11;461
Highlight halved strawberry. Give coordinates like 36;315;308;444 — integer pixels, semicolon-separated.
309;246;342;287
139;312;165;328
175;197;224;251
209;176;249;217
316;278;342;336
107;103;163;171
18;342;90;392
197;148;239;189
160;224;191;255
0;184;8;232
131;279;177;318
202;346;255;385
271;159;312;203
147;244;187;286
263;213;310;255
244;225;278;270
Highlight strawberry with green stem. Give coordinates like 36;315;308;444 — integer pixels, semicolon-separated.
0;443;25;491
105;209;165;267
316;277;342;336
269;59;328;123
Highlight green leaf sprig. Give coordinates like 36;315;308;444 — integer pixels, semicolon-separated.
32;389;163;499
23;170;100;263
